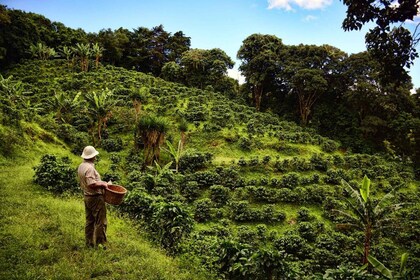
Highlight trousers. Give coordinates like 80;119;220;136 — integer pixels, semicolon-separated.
84;195;107;247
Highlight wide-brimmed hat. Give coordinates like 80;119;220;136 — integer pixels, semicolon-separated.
81;146;99;159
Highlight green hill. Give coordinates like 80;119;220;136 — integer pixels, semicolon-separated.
1;60;419;279
0;143;207;280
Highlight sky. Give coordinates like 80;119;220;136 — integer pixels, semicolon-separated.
3;0;420;89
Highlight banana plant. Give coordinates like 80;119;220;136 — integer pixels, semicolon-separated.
73;43;91;71
334;175;403;265
48;91;81;123
59;46;73;67
368;253;413;279
146;160;173;188
92;43;104;68
83;89;118;144
162;140;183;173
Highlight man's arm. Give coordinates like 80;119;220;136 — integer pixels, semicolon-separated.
88;181;108;189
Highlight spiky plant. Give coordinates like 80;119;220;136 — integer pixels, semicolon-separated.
136;115;169;165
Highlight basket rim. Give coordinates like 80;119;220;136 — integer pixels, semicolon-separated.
105;184;127;194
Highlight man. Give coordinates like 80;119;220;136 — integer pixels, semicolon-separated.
77;145;109;248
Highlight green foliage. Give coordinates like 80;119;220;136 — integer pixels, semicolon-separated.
0;75;27;127
194;198;212;222
209;185;230;206
150;201;193;254
179;151;213;172
323;265;374;280
101;137;123;152
33;154;77;193
1;49;418;279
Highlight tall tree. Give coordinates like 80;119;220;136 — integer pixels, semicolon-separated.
181;48;234;91
97;27;129;66
282;44;347;124
237;34;285;111
291;68;327;125
341;0;419;86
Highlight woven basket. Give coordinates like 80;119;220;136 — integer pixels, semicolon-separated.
104;185;127;205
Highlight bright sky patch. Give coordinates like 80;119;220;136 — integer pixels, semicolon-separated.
268;0;333;11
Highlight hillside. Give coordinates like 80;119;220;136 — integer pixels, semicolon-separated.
0;143;207;280
2;59;419;279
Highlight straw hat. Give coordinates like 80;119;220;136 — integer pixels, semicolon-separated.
81;146;99;159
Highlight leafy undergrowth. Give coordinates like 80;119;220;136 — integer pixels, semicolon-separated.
3;60;420;278
0;154;207;280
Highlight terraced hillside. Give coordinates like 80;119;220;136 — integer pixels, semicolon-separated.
3;60;419;279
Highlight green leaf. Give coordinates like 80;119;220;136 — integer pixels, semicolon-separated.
399;253;408;275
360;175;371;203
367;254;392;279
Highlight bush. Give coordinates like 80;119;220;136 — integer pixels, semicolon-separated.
188;171;220;187
101;137;123;152
321;139;339;153
181;181;201;202
179;151;213;172
33;154;77;193
120;189;157;220
280;173;299;189
150;201;193;254
238;137;252;151
209;185;230;206
297;222;317;242
297;207;312;222
194;198;212;222
230;200;252;222
273;233;311;260
56;124;90;155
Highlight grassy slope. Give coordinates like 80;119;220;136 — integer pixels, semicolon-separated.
3;60;419;276
0;143;206;280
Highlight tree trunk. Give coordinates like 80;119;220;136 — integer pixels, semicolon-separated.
254;85;263;111
363;225;372;265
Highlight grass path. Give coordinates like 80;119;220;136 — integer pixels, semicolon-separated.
0;159;205;280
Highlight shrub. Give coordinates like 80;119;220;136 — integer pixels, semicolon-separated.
236;226;259;245
179;151;213;172
188;171;220;187
324;168;349;184
297;222;317;242
321;139;339;153
310;153;330;172
297;207;312;222
238;137;252;151
280;173;299;189
194;198;212;222
230;200;252;222
120;189;156;221
101;137;123;152
181;180;200;202
238;157;247;167
209;185;230;206
33;154;77;193
273;233;311;260
262;155;271;165
216;166;245;189
149;201;193;254
102;171;121;183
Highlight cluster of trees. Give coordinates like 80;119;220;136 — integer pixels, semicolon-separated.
237;34;420;172
0;6;237;93
1;5;419;173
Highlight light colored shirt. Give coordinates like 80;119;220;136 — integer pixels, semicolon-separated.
77;160;103;196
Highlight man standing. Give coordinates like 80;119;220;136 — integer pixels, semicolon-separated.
77;146;109;248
